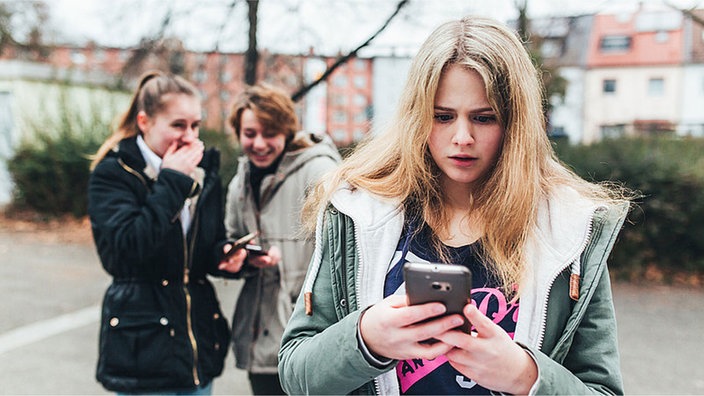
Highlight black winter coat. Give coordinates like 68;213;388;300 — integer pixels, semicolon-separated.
88;136;230;393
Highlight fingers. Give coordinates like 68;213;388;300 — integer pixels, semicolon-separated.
267;245;282;265
162;140;204;175
218;243;246;273
359;296;466;361
464;304;498;337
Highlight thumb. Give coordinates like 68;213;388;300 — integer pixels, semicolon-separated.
464;304;497;336
164;141;178;157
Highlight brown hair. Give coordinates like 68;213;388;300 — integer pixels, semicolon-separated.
228;83;300;147
90;70;200;169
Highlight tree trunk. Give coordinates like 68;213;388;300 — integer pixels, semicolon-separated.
245;0;259;85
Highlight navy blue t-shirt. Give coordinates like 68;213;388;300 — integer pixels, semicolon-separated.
384;223;520;394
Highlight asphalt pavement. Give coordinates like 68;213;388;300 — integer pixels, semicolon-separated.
1;229;703;395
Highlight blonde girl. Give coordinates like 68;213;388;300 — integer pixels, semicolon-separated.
279;16;631;395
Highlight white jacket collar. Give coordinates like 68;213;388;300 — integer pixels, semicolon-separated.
515;186;606;347
330;186;405;311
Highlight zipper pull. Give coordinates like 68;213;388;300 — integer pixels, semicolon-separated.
569;273;580;301
305;292;313;316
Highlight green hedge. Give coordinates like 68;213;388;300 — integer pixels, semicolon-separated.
554;136;704;277
7;128;704;278
7;128;240;217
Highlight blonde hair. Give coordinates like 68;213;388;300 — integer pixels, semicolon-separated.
302;16;630;296
90;70;200;169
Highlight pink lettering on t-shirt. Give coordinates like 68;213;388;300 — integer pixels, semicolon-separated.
397;355;448;393
395;287;520;393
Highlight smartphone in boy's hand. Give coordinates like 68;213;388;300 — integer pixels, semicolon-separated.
224;232;257;260
403;262;472;333
245;243;268;256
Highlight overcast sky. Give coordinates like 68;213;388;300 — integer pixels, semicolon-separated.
46;0;702;56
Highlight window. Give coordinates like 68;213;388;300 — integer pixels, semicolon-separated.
655;31;669;43
599;35;632;52
540;39;562;58
332;129;347;142
355;59;367;71
600;124;625;139
94;49;106;62
333;111;347;123
70;50;86;64
353;75;367;89
332;95;348;106
648;78;664;96
353;94;367;106
334;75;348;87
353;128;366;141
354;111;368;123
603;79;617;94
549;126;567;138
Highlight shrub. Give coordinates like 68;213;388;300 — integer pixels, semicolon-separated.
8;130;100;217
554;136;704;277
8;126;241;218
7;87;116;217
199;128;242;191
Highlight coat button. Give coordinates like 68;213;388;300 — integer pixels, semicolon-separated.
109;317;119;327
162;279;169;286
213;313;220;319
340;299;347;307
160;317;169;325
214;343;220;350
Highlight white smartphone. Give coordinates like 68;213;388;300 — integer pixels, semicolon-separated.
403;262;472;333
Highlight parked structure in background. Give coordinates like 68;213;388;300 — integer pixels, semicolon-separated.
541;3;704;143
1;3;704;205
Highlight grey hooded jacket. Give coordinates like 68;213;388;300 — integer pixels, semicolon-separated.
225;131;341;374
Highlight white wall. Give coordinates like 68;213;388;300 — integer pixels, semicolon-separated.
0;60;129;206
549;67;586;144
583;66;682;143
678;64;704;137
371;56;412;134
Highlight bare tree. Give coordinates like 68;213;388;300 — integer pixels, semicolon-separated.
514;0;567;125
0;1;50;60
245;0;259;85
291;0;409;102
119;6;189;85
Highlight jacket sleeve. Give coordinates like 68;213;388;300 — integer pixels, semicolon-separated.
278;213;392;395
88;161;196;275
525;266;624;395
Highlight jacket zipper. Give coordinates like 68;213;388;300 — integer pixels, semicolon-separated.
183;199;202;387
536;209;598;349
120;156;203;386
350;218;383;396
118;159;149;190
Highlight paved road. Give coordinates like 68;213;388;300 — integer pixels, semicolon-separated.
1;229;703;395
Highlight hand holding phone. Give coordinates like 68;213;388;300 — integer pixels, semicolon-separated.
223;232;258;259
403;262;472;333
244;243;268;256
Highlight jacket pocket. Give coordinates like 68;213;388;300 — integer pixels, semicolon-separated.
195;308;229;377
101;312;176;377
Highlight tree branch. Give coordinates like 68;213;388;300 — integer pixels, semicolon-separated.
291;0;410;102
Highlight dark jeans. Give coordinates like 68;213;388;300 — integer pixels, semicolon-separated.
248;373;286;395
